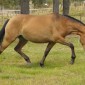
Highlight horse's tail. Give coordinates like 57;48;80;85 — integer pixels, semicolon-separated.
0;19;9;43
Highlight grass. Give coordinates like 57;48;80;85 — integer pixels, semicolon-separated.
0;36;85;85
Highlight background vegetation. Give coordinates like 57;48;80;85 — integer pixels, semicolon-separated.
0;0;85;8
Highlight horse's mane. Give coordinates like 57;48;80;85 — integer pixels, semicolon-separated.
64;15;85;26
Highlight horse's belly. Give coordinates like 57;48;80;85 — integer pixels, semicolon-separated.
22;33;51;43
30;39;49;43
28;38;50;43
21;26;52;43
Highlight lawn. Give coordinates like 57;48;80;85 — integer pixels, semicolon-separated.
0;36;85;85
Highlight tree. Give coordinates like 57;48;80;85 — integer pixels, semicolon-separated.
20;0;29;14
53;0;59;13
63;0;70;15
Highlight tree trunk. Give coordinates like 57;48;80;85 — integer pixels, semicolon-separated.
63;0;70;15
20;0;29;14
53;0;59;14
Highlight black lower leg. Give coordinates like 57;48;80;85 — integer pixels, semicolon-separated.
40;50;49;67
71;57;76;64
70;43;76;64
40;42;55;67
20;52;31;63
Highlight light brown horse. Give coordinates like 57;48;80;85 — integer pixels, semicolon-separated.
0;13;85;67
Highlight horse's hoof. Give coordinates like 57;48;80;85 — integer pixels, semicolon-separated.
70;60;74;65
40;63;44;67
27;62;32;66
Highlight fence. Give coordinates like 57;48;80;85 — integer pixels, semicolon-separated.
0;8;53;25
0;1;85;25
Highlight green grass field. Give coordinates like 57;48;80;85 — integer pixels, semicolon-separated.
0;36;85;85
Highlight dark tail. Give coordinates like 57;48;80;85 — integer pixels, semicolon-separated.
0;19;9;43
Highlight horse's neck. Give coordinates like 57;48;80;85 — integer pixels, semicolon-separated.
70;23;85;35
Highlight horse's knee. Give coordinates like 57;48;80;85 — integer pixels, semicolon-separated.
69;43;74;48
14;47;20;53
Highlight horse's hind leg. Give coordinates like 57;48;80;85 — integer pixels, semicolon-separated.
14;36;31;63
0;34;16;53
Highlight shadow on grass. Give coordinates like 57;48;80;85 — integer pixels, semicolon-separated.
13;59;69;69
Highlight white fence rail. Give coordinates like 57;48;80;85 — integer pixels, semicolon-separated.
0;8;52;17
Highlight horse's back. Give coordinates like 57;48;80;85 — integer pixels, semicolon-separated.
6;13;55;29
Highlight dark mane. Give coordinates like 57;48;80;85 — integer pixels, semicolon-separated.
64;15;85;26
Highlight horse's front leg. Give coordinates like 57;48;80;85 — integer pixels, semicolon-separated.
40;42;55;67
57;37;76;64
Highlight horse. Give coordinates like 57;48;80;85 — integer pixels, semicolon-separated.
0;13;85;67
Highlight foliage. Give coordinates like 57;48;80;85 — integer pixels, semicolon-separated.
0;0;20;9
32;0;46;8
0;0;85;9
